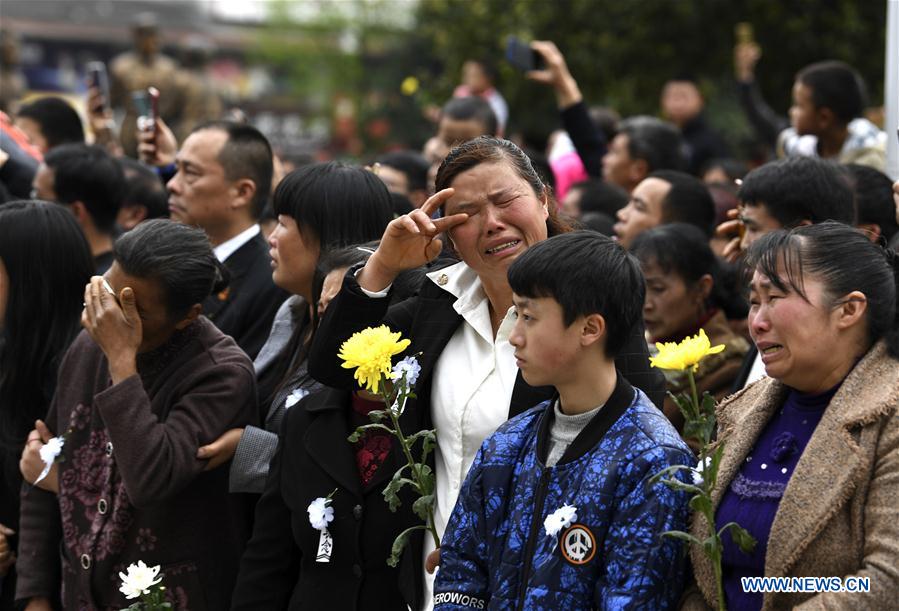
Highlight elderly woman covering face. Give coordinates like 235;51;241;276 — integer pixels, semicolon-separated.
682;221;899;610
310;137;665;608
16;220;256;611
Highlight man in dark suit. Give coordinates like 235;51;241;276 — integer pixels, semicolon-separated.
167;121;287;359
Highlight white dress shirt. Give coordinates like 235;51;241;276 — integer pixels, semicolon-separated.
421;262;517;609
212;224;260;263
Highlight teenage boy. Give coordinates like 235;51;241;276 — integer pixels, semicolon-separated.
434;231;694;609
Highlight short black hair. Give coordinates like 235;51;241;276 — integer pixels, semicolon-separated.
650;170;716;237
846;164;899;243
191;120;273;219
272;162;393;253
738;157;855;227
113;219;222;319
508;230;644;357
797;60;867;124
618;116;686;172
376;150;430;192
43;143;124;233
441;96;498;138
17;96;85;149
118;157;168;220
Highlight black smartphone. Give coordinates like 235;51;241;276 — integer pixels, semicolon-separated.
86;61;110;112
506;36;541;72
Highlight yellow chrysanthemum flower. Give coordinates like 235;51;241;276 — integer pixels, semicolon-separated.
339;325;411;393
401;76;419;96
649;328;725;372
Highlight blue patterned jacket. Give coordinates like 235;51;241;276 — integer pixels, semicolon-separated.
433;375;694;610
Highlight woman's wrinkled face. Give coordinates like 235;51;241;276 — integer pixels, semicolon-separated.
442;161;548;288
269;215;321;302
748;268;844;391
641;260;707;341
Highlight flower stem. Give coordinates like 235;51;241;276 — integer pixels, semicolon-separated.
712;544;727;611
688;369;700;420
380;377;441;548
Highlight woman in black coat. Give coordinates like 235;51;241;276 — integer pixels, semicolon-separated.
231;386;421;610
232;253;429;610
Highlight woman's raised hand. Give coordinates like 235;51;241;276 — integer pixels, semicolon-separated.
82;277;142;384
359;188;468;291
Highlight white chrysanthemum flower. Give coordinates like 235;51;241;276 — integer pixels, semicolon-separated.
692;456;712;486
39;436;65;464
544;504;578;537
391;356;421;387
118;560;162;600
307;496;335;531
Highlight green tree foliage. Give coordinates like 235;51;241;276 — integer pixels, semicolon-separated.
252;0;886;156
412;0;886;149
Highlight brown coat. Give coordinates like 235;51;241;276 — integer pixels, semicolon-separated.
16;318;257;610
681;341;899;610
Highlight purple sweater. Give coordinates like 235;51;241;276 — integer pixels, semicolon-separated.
715;383;840;610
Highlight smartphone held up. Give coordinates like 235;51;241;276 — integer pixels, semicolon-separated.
86;61;110;113
505;36;543;72
133;86;159;134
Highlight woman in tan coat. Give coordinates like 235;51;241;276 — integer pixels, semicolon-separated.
682;221;899;610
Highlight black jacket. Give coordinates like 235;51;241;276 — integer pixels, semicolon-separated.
203;233;289;360
307;265;667;603
231;387;419;610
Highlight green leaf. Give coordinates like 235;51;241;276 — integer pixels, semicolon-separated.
411;462;433;482
421;430;437;463
419;467;435;495
648;464;694;486
656;477;704;496
382;475;418;511
702;535;719;557
412;493;434;521
700;391;717;418
406;428;436;448
719;522;757;554
368;409;390;422
387;525;429;567
705;444;726;489
689;493;712;515
660;530;702;547
669;391;695;420
346;422;394;443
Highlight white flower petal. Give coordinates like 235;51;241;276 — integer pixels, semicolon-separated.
544;504;578;537
307;496;335;531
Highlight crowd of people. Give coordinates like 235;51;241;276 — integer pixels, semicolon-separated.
1;24;898;611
